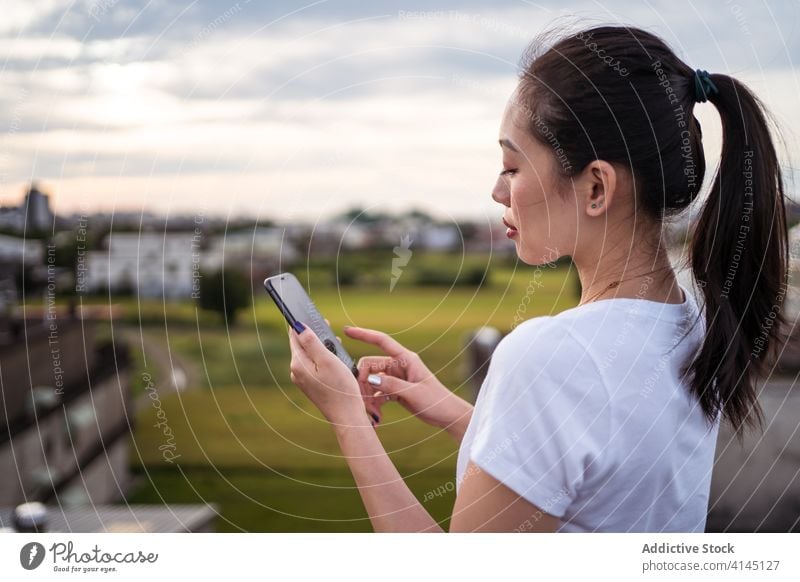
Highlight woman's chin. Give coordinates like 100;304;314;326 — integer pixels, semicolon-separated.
518;246;562;267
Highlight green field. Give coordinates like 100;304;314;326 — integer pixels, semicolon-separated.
120;262;579;531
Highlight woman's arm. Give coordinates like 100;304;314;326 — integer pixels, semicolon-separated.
288;323;444;531
449;461;560;532
333;412;444;533
336;413;558;532
438;396;473;443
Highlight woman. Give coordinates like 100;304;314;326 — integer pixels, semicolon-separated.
286;24;788;532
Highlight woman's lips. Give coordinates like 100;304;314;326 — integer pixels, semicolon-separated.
503;217;518;238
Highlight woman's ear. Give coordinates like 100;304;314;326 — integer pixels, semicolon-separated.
583;160;617;216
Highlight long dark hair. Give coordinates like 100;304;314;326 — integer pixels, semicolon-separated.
514;24;789;433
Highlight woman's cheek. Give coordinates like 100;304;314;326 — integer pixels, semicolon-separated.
512;178;540;209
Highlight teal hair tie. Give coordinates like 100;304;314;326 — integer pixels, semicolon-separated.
693;69;719;103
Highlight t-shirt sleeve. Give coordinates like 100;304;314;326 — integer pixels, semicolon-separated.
467;317;610;519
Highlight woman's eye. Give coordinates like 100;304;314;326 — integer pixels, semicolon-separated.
499;169;517;177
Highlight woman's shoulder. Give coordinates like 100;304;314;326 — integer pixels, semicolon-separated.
475;315;612;464
493;315;601;378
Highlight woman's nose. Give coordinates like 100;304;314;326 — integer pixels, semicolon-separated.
492;179;511;207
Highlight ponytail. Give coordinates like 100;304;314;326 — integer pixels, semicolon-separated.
686;73;789;433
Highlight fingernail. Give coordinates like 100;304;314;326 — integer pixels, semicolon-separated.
367;374;382;386
343;325;352;330
293;321;306;333
371;413;380;424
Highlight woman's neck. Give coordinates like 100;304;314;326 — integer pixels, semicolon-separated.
575;243;682;306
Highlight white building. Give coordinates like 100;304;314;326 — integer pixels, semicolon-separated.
418;224;461;251
0;233;44;264
85;232;202;298
203;227;299;271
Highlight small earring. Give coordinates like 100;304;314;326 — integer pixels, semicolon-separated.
591;203;597;208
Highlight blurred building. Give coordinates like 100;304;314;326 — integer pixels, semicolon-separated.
308;220;373;255
0;233;44;263
0;183;53;234
84;228;300;298
423;224;460;251
786;223;800;318
23;184;53;232
0;233;45;310
464;220;517;254
0;316;131;507
85;232;200;298
0;206;25;233
0;310;217;532
204;226;299;280
0;505;217;533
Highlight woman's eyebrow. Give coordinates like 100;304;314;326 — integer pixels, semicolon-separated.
498;138;520;153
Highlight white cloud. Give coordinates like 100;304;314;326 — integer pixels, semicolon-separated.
0;0;74;35
0;0;798;219
0;36;82;61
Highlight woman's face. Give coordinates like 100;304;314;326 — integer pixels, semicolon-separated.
491;96;578;265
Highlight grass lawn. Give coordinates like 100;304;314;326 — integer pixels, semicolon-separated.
120;263;579;531
128;389;459;531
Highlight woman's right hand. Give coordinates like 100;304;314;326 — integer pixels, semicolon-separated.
344;326;473;440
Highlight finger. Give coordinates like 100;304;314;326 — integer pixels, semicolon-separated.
343;327;408;358
356;356;404;383
357;374;373;400
363;399;383;424
357;355;393;374
357;376;389;424
287;326;305;365
364;389;392;422
371;390;395;404
362;372;407;399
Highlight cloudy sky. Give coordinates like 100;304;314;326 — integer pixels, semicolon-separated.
0;0;798;223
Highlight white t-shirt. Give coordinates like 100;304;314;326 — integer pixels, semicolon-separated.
455;282;720;532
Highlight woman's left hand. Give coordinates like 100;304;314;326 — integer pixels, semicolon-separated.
287;321;367;426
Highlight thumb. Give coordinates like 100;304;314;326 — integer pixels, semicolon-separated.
293;321;328;358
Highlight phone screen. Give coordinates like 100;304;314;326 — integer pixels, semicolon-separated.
264;273;358;378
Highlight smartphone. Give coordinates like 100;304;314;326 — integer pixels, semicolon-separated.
264;273;359;378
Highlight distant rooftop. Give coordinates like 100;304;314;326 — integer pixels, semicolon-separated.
0;504;218;533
